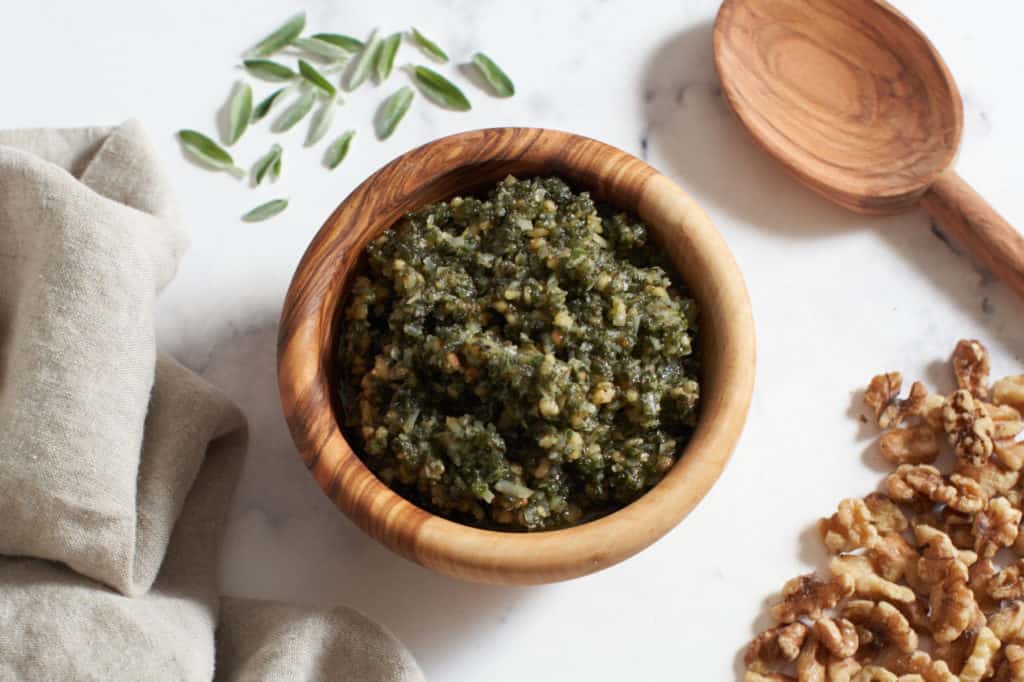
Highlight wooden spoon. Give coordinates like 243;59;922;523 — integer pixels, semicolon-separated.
713;0;1024;296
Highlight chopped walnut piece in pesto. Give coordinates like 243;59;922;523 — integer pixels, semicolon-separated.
337;176;700;530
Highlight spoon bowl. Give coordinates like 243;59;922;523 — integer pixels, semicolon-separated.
714;0;1024;295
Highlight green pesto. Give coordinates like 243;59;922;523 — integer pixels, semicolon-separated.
337;176;700;530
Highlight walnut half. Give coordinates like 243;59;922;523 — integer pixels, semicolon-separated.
972;497;1022;558
952;339;991;400
744;622;808;674
885;465;986;514
819;494;907;554
842;599;918;653
771;573;854;623
943;390;995;466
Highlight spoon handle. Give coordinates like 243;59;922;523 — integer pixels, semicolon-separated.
921;170;1024;298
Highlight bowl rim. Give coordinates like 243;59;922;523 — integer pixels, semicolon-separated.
278;127;756;584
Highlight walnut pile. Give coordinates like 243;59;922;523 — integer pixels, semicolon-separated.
745;340;1024;682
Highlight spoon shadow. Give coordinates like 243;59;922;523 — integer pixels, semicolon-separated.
640;21;864;240
641;21;1024;358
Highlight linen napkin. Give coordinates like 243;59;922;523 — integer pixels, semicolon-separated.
0;120;424;681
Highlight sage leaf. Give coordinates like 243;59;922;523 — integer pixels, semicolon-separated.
251;87;287;122
410;28;448;63
375;86;413;140
252;143;282;185
177;130;243;176
305;96;335;146
246;12;305;57
291;37;350;63
324;129;355;169
312;33;363;52
275;90;315;131
226;82;253;145
375;32;401;83
243;59;296;82
271;155;282;181
345;31;379;91
412;66;471;111
299;59;336;97
472;52;515;97
242;198;288;222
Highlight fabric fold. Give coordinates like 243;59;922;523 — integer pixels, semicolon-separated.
0;121;424;681
0;120;188;595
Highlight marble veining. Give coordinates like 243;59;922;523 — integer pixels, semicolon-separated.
6;1;1024;679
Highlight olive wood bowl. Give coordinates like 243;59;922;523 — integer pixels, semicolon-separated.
278;128;755;584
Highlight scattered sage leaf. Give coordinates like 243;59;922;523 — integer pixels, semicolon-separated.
375;32;401;83
323;129;355;169
226;82;253;145
242;198;288;222
251;87;287;122
275;89;316;131
252;143;282;185
243;59;296;82
375;86;414;140
312;33;364;52
345;31;379;91
177;129;243;176
412;65;471;111
246;12;305;57
291;37;350;62
410;28;448;63
471;52;515;97
298;59;336;97
305;96;336;146
271;155;282;181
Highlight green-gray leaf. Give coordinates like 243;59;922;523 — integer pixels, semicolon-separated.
291;37;350;62
275;90;315;131
243;59;296;82
242;198;288;222
412;66;471;111
246;13;305;57
252;143;282;185
305;97;335;147
312;33;364;52
324;130;355;169
410;28;448;63
345;31;379;91
177;130;243;176
298;59;336;97
251;87;288;122
375;87;414;140
226;82;253;145
375;33;401;83
271;155;282;180
472;52;515;97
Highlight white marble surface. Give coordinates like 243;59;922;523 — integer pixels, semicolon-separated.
9;1;1024;679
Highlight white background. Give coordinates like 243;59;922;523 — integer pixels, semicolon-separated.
7;1;1024;679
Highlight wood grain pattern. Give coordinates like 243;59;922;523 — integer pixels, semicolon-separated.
713;0;961;213
714;0;1024;298
278;128;756;584
921;171;1024;298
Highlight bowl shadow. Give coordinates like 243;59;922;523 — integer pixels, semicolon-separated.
165;305;535;678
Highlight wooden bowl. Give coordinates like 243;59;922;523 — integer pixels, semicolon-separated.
278;128;755;584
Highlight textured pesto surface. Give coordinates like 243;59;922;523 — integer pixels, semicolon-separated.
337;176;700;530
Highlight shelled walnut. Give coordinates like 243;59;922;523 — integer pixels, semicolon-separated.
743;340;1024;681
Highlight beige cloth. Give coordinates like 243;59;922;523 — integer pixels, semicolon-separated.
0;121;424;682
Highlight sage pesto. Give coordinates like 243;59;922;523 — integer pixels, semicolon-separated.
338;176;699;530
